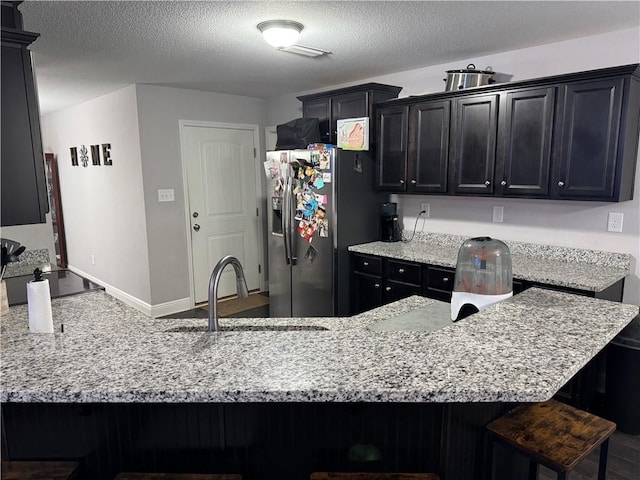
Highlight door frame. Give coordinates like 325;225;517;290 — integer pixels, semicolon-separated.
179;119;265;308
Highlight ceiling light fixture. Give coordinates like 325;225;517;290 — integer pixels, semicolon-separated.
257;20;304;49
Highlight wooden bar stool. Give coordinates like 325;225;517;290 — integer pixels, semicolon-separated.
486;399;616;480
1;461;79;480
114;475;241;480
310;474;440;480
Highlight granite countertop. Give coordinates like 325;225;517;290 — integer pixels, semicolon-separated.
348;234;630;292
1;288;637;404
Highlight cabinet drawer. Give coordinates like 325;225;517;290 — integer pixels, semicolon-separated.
352;254;382;276
426;266;455;292
386;259;421;285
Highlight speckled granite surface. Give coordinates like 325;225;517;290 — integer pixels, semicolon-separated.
1;289;637;403
349;233;630;292
3;249;58;278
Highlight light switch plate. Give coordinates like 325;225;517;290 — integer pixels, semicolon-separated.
158;188;175;202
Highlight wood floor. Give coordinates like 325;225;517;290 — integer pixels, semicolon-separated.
539;430;639;479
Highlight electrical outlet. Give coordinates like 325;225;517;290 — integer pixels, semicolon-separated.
158;188;175;202
420;202;430;217
492;205;504;223
607;212;624;233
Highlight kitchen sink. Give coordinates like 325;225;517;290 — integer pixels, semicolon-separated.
165;325;329;333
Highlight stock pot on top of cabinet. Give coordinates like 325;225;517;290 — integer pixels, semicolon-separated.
444;64;496;90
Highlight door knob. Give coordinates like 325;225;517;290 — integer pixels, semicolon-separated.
398;268;405;273
192;212;199;218
385;286;391;291
484;180;491;186
374;283;380;288
399;179;405;184
193;224;200;231
411;179;417;185
500;180;507;186
558;181;565;187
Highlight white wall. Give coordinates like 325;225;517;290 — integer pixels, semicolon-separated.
0;214;56;262
40;85;152;304
135;85;265;306
265;27;640;305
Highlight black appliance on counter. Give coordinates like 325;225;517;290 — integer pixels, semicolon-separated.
380;202;401;242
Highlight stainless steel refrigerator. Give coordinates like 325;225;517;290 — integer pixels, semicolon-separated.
265;147;384;317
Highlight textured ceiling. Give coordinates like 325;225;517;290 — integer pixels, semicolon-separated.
19;1;640;114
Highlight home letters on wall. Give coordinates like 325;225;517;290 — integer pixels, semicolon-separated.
70;144;112;167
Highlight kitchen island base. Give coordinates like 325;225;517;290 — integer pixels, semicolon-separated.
1;402;530;480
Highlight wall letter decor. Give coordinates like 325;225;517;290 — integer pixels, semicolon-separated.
91;145;101;165
70;147;78;166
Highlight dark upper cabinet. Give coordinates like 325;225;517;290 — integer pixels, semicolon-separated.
1;4;48;226
298;83;402;144
302;97;331;143
449;93;499;195
407;100;451;193
552;77;630;201
495;87;555;197
374;63;640;202
376;105;409;191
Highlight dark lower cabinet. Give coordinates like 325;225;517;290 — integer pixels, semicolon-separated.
423;265;456;302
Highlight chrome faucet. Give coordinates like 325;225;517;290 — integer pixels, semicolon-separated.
208;255;249;332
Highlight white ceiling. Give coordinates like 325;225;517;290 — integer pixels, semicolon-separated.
19;1;640;114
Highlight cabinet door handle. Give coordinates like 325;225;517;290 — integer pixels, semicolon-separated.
385;286;391;291
558;181;565;187
399;179;405;185
411;179;417;184
374;283;380;288
363;261;369;266
443;277;449;283
500;180;507;186
398;268;405;273
484;180;491;186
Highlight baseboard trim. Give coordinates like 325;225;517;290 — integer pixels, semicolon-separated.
66;265;191;318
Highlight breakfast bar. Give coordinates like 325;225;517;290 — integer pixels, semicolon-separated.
1;287;637;479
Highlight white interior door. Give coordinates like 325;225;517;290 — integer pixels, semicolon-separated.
183;124;260;303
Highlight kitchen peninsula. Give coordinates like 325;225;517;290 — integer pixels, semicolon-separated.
1;282;638;479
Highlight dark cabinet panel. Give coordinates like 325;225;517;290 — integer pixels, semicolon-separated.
1;26;48;226
302;97;331;143
384;280;421;303
352;272;383;314
376;105;409;191
375;64;640;202
408;100;451;193
496;87;555;197
298;83;402;145
553;78;625;200
424;265;455;302
450;94;499;194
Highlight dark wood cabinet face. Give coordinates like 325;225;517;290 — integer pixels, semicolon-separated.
302;98;331;143
352;272;383;314
409;100;450;193
377;105;409;191
1;35;48;226
331;92;368;135
497;87;555;196
553;78;624;200
450;94;498;194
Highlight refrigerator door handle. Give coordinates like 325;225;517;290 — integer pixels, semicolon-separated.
287;176;297;265
283;177;291;265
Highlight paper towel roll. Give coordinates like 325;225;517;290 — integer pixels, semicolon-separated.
27;279;54;333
